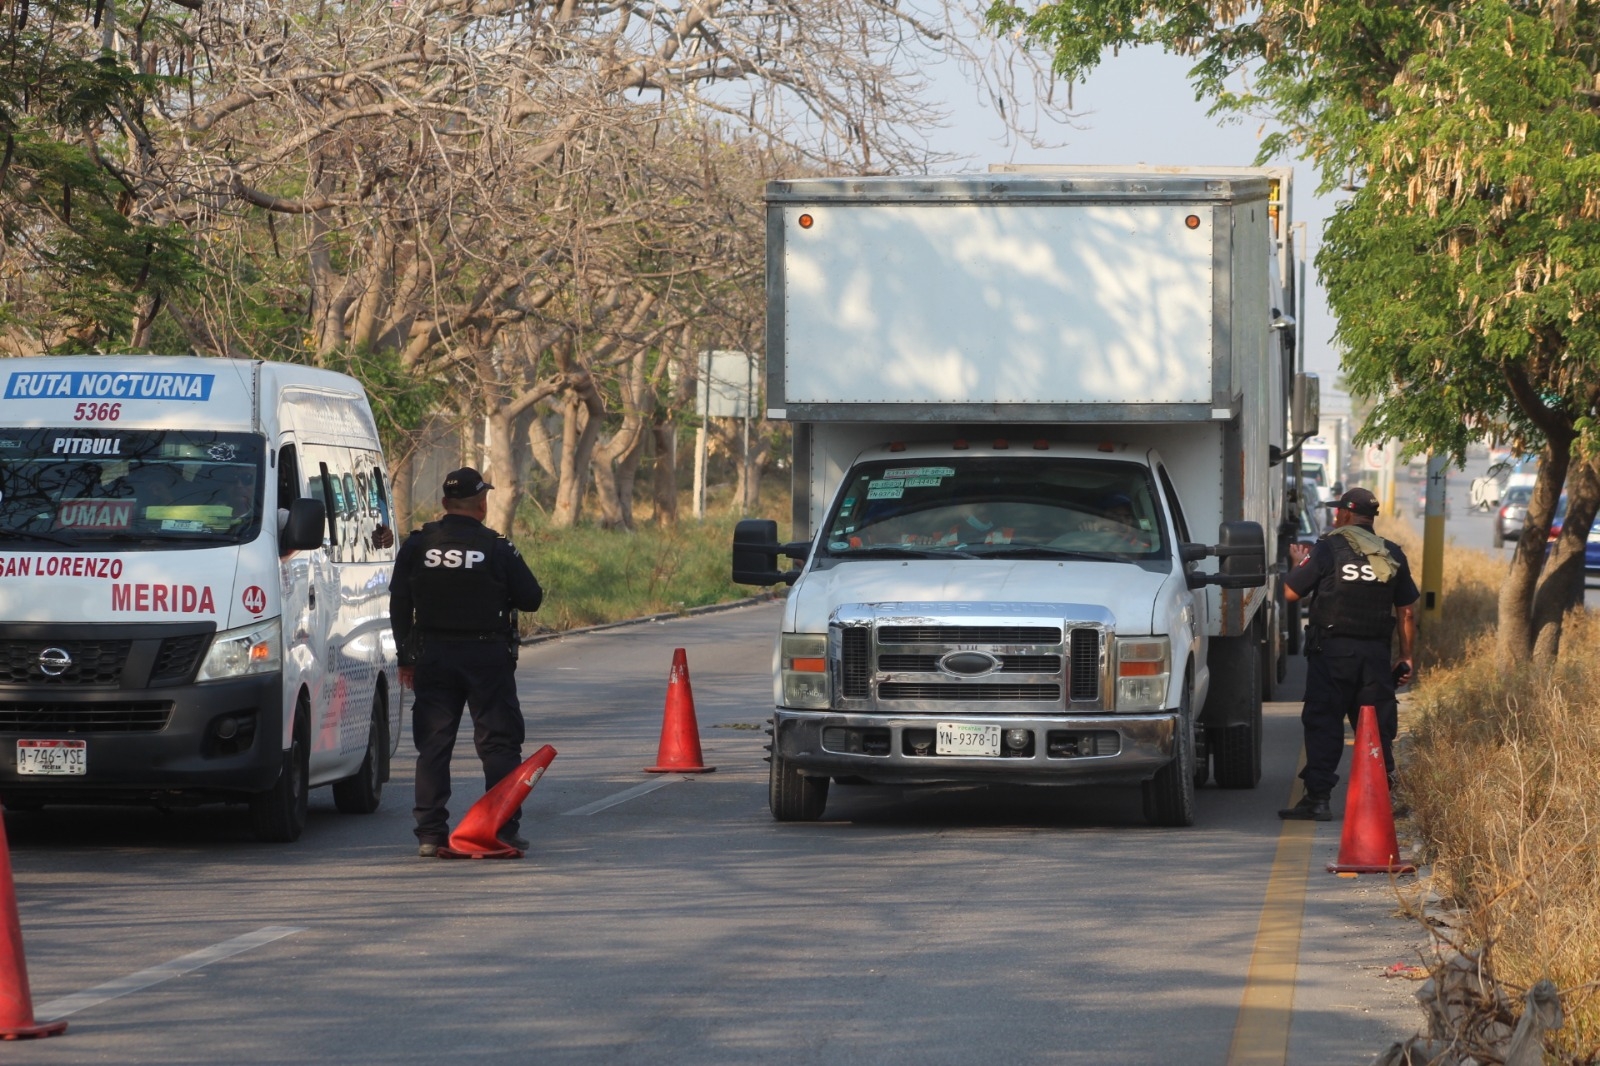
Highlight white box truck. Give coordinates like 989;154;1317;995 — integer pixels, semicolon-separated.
733;169;1316;825
0;356;400;841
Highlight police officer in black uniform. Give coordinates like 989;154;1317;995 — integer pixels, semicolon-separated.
1279;487;1419;821
390;468;544;856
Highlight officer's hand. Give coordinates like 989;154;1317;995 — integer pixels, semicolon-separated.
1393;658;1413;685
399;666;415;690
1289;542;1311;567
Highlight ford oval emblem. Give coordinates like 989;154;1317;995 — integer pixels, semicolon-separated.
38;647;73;677
940;651;999;677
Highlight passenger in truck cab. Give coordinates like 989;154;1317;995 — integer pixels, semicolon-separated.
1085;493;1152;550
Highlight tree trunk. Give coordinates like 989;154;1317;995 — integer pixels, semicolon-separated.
735;430;772;513
1529;456;1600;661
552;389;604;528
484;404;522;536
651;421;679;526
1496;440;1570;668
389;445;416;533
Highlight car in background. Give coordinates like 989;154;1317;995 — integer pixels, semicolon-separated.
1539;494;1600;585
1285;485;1324;654
1495;484;1532;548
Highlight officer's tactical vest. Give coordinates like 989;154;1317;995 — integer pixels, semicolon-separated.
408;520;510;635
1307;533;1398;641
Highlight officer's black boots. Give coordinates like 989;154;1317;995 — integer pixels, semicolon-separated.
1277;791;1332;821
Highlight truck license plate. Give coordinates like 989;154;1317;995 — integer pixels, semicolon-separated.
936;723;1000;756
17;740;86;776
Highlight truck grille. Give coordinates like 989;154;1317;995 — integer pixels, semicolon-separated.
1069;629;1100;702
0;640;131;686
0;700;173;733
878;683;1060;701
878;625;1062;644
841;629;871;699
878;654;1062;673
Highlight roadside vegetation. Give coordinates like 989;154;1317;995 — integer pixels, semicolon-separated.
512;486;788;635
1383;520;1600;1060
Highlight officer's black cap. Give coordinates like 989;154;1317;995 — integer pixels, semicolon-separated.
442;467;494;499
1325;486;1380;518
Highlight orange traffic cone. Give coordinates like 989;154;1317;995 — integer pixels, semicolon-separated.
645;648;715;774
1327;705;1416;875
437;745;558;860
0;806;67;1040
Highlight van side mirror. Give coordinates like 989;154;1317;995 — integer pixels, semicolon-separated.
732;519;806;586
1182;521;1268;589
280;497;327;554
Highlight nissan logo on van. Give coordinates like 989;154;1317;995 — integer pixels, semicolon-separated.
38;647;73;677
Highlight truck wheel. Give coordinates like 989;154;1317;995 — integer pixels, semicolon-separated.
1212;640;1263;790
1144;687;1196;827
1260;606;1278;702
1287;599;1302;654
250;699;310;842
1191;715;1211;789
332;691;387;815
769;752;828;821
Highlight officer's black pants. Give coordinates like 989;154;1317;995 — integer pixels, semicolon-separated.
411;640;526;844
1300;642;1397;796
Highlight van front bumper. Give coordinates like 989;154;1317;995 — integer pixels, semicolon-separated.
772;708;1177;787
0;674;284;804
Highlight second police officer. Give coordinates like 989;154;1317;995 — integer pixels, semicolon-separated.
1279;486;1419;821
390;467;544;856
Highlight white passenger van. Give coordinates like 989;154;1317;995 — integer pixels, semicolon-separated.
0;356;399;841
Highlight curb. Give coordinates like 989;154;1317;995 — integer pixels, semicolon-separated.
518;593;782;647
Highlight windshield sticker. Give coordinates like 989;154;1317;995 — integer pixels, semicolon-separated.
866;479;904;500
904;476;942;488
5;370;215;402
56;500;133;530
829;540;852;550
207;443;238;462
52;437;122;455
0;439;20;448
839;497;856;517
159;519;207;533
883;466;955;479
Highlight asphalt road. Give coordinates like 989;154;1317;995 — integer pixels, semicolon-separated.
3;604;1428;1065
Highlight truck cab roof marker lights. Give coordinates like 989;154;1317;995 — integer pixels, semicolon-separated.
1033;440;1050;450
953;439;969;450
993;439;1009;449
889;441;906;452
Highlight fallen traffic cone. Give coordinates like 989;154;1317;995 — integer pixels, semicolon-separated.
645;648;715;773
437;745;558;860
1327;705;1416;875
0;805;67;1040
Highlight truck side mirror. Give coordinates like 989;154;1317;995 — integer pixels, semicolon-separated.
1292;373;1320;440
1182;521;1268;589
732;519;803;586
280;497;327;554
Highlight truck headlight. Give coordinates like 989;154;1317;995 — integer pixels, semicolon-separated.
1114;637;1170;712
780;633;830;709
196;618;282;681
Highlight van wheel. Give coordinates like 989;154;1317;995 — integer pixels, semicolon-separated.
1144;686;1196;827
250;700;309;842
333;691;387;815
769;751;828;821
1212;636;1264;790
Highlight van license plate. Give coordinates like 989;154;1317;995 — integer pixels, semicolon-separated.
936;723;1000;756
17;740;86;776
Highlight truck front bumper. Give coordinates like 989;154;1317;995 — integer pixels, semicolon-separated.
772;708;1177;788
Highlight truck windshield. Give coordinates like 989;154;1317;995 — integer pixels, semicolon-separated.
823;457;1167;561
0;429;265;549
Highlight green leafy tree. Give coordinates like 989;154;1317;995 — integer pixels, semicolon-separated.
987;0;1600;664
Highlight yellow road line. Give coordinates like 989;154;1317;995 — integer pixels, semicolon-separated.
1226;763;1315;1066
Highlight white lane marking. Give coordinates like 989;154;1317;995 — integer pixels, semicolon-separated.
35;925;304;1021
562;777;684;816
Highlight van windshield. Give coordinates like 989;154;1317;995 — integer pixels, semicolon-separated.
822;457;1168;563
0;429;265;549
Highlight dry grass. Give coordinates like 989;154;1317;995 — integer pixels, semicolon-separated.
1388;518;1600;1060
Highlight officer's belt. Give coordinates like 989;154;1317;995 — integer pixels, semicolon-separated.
416;629;508;643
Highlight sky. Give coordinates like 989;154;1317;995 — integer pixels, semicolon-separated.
916;46;1352;414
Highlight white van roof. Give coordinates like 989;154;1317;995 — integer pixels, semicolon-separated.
0;356;369;435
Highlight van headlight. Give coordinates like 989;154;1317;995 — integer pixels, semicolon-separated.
196;618;282;681
1114;636;1170;712
780;633;830;709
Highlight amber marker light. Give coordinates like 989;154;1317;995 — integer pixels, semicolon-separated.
789;657;827;673
798;213;815;229
1184;214;1201;230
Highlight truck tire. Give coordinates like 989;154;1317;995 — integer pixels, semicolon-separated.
770;751;828;821
332;691;387;815
1287;598;1303;654
1260;599;1279;702
1207;635;1263;790
250;699;309;842
1143;686;1196;827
